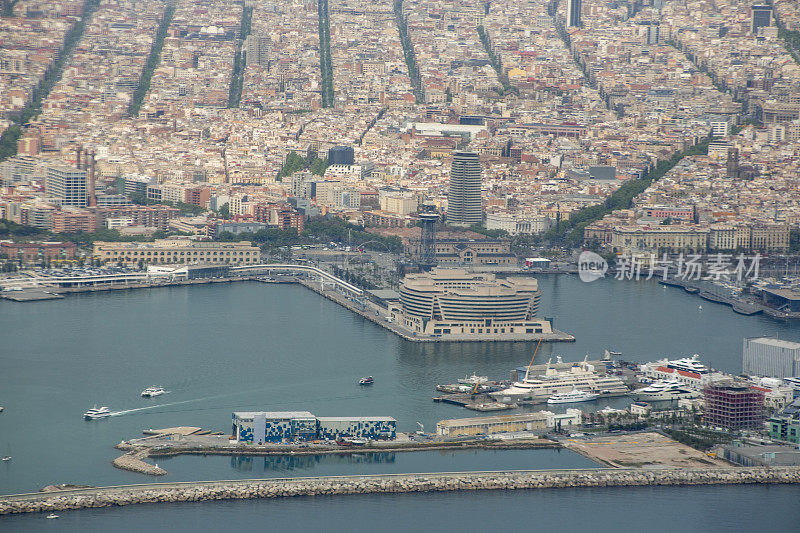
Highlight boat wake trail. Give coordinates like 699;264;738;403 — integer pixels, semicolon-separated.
109;392;235;417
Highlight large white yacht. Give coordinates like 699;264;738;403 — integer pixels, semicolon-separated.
664;355;709;374
639;354;716;389
491;357;627;403
83;406;111;420
629;380;701;401
547;389;599;404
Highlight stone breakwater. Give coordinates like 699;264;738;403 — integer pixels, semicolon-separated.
112;450;166;476
2;468;799;515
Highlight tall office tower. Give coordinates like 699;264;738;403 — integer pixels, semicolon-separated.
566;0;582;28
244;32;270;67
751;5;772;34
46;164;87;207
645;22;660;45
447;151;483;227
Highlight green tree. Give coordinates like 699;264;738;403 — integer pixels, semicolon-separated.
216;203;231;219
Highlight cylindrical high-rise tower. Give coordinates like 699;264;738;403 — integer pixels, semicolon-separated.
447;151;482;227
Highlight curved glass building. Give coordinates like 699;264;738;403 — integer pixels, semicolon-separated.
394;268;558;340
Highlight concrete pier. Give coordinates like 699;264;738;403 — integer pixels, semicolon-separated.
112;450;166;476
1;467;798;515
112;436;560;477
298;279;575;343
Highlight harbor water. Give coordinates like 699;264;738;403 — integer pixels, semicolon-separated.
1;275;799;497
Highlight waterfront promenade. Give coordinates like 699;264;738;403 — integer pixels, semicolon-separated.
2;467;799;515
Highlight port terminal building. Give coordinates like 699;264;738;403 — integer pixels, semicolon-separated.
232;411;396;443
391;268;555;340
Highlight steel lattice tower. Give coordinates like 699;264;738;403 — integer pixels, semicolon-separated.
419;211;439;269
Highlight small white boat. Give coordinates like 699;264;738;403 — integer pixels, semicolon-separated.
1;456;10;462
547;389;599;404
458;373;489;385
83;406;111;420
141;386;165;398
358;376;374;385
45;513;59;519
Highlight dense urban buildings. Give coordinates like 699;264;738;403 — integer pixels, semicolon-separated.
1;0;799;248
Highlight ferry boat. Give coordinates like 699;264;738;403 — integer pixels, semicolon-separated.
547;389;599;404
358;376;374;386
141;386;165;398
629;380;701;401
491;357;627;403
83;406;111;420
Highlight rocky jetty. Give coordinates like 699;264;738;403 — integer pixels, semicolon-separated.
111;449;166;476
2;468;799;515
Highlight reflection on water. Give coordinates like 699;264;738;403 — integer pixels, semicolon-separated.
230;452;397;473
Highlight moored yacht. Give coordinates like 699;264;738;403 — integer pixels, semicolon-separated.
665;355;709;374
547;389;599;404
491;357;627;403
629;380;700;401
83;406;111;420
141;387;165;398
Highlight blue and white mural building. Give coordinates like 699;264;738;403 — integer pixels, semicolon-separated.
232;411;397;443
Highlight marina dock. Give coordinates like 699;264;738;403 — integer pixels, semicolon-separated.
0;289;64;302
658;279;775;317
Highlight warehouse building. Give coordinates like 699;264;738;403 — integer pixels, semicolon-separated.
316;417;397;441
435;409;581;437
743;337;800;379
232;411;396;443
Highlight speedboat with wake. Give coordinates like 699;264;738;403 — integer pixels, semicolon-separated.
83;406;111;420
141;386;165;398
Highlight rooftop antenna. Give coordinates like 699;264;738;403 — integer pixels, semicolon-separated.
523;338;542;382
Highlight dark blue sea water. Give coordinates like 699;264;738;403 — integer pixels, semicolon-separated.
1;275;799;526
2;485;798;532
